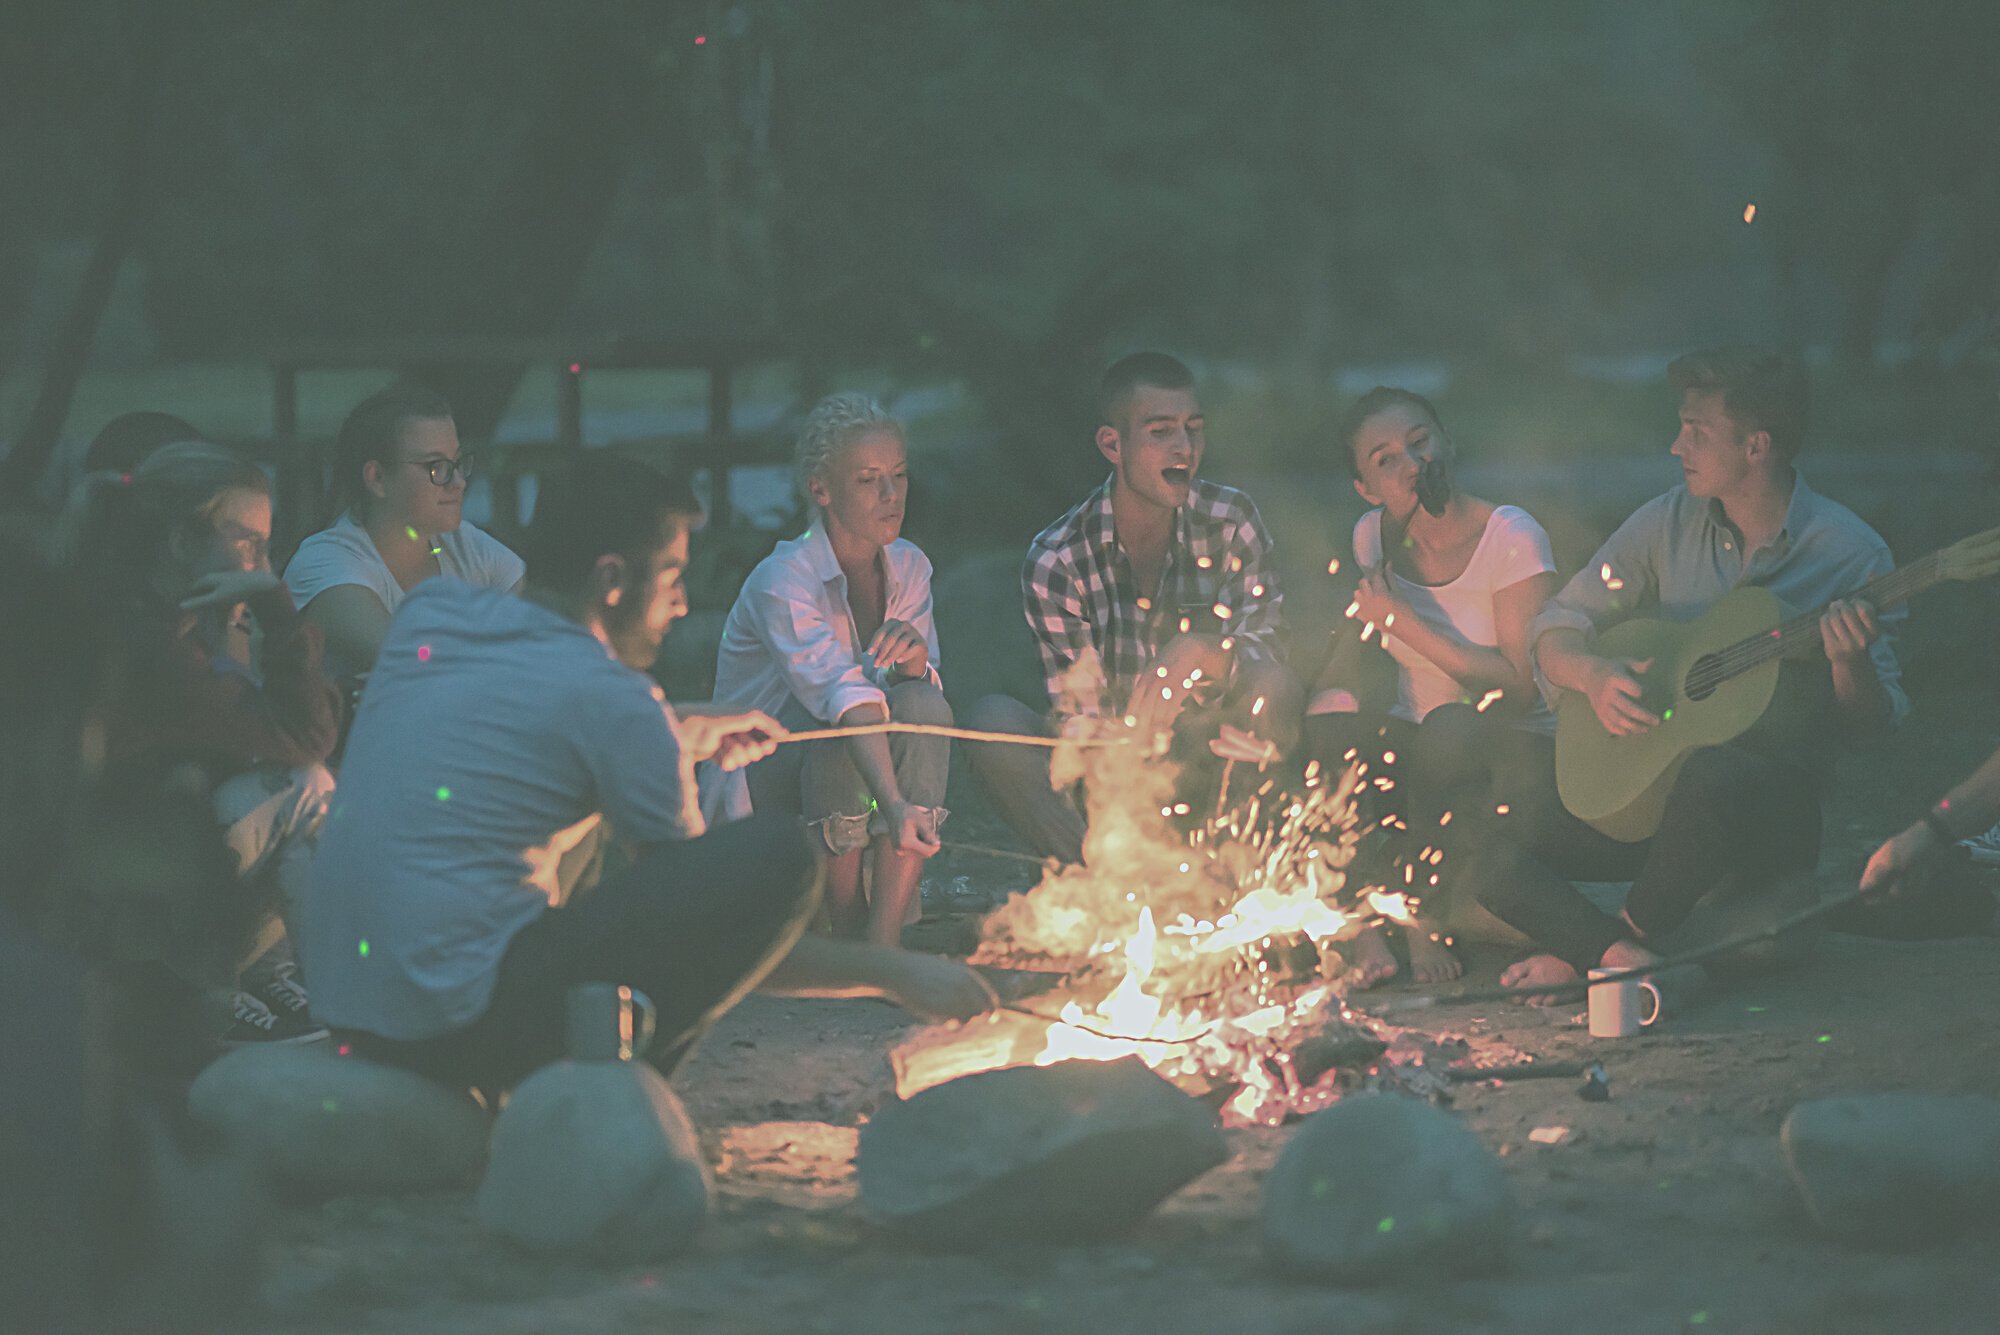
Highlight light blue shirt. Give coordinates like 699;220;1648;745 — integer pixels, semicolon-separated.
1530;471;1908;724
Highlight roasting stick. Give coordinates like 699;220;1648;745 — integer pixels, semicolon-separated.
1373;881;1878;1014
776;721;1130;748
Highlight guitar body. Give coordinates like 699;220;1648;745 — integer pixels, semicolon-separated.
1555;585;1787;841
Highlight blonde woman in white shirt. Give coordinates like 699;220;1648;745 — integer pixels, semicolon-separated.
714;394;951;945
1307;387;1560;985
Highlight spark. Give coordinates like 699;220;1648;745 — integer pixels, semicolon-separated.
1212;603;1232;619
1136;597;1152;611
1327;557;1342;575
1196;556;1213;570
1251;696;1267;716
1382;750;1396;764
1179;617;1192;633
1359;621;1377;642
1495;803;1510;815
1161;686;1173;700
1476;689;1505;712
1251;583;1265;597
1219;637;1234;651
1344;599;1361;618
1742;202;1755;223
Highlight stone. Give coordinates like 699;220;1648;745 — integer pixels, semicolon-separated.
1782;1093;2000;1243
1259;1093;1510;1282
477;1060;711;1262
187;1045;489;1199
858;1057;1227;1247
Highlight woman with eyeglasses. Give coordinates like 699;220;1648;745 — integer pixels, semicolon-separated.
285;385;525;685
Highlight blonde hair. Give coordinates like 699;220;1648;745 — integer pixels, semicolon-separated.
793;392;903;501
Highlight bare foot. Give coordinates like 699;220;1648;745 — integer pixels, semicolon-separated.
1346;926;1400;989
1598;938;1660;973
1406;930;1462;983
1499;953;1580;1005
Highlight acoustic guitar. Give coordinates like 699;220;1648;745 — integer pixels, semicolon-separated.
1556;525;2000;841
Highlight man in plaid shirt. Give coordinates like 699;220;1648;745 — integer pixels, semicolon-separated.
965;352;1301;862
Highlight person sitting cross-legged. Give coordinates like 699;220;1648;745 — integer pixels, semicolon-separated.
303;455;996;1098
714;393;951;945
964;352;1302;865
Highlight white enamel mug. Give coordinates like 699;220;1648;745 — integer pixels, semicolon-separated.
1587;968;1661;1038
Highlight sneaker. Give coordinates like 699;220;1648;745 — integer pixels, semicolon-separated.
250;959;315;1022
1961;823;2000;867
221;989;327;1046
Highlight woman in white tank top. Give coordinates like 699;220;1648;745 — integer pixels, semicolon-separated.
1307;388;1559;987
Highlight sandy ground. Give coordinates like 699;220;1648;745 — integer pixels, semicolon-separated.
248;694;2000;1335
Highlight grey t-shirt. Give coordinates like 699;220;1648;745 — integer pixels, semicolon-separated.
302;581;702;1041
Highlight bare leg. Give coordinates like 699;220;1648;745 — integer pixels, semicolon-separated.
866;840;925;947
823;848;866;939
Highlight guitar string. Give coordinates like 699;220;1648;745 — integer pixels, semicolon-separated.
1675;554;1938;698
1680;559;1931;696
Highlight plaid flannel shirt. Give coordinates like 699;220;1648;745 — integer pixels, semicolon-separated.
1022;476;1285;716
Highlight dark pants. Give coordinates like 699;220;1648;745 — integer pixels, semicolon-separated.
341;811;820;1096
1449;726;1823;971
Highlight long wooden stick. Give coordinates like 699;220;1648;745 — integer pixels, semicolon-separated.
777;721;1130;748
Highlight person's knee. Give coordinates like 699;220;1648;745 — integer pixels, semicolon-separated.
964;692;1040;736
888;678;953;728
730;810;820;919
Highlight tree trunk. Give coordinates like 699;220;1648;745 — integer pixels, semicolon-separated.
0;0;170;501
405;10;652;443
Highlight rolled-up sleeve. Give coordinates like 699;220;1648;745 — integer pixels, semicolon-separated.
744;569;887;724
880;547;944;693
1528;499;1665;705
1023;546;1100;715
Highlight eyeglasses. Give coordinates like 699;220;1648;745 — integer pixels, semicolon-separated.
401;453;477;487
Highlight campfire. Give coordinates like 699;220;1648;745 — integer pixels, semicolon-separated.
895;684;1474;1127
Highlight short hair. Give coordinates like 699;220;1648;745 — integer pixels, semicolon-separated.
1668;347;1809;461
1335;387;1445;479
61;441;269;590
793;392;903;500
333;383;456;510
1098;351;1196;427
82;410;202;475
521;454;704;592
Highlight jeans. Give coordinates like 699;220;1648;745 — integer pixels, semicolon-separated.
211;762;334;965
338;810;820;1096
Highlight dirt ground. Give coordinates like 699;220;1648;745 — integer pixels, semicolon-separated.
249;690;2000;1335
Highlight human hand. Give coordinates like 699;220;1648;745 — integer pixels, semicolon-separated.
680;710;785;770
886;799;943;858
179;569;282;612
1351;567;1402;629
866;619;930;678
1584;655;1659;736
1858;823;1936;899
883;953;1000;1023
1819;598;1881;667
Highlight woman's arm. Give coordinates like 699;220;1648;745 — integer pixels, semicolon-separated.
299;584;394;680
1860;744;2000;895
1353;568;1556;697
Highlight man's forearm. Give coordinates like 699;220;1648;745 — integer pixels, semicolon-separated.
1830;659;1893;733
1534;627;1601;694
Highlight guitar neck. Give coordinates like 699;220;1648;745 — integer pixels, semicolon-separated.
1707;552;1941;682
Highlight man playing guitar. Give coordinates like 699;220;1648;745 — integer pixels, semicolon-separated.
1462;347;1907;997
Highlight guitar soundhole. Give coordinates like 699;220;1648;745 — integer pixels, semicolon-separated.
1684;653;1724;701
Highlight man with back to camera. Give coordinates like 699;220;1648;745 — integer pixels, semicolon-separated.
303;455;995;1095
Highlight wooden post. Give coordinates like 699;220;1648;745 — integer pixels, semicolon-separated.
270;362;316;560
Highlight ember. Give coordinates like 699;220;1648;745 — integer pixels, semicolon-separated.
896;677;1466;1126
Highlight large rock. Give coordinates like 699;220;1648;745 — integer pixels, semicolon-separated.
187;1045;489;1199
478;1060;712;1262
1782;1094;2000;1244
858;1057;1227;1248
1260;1093;1510;1282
